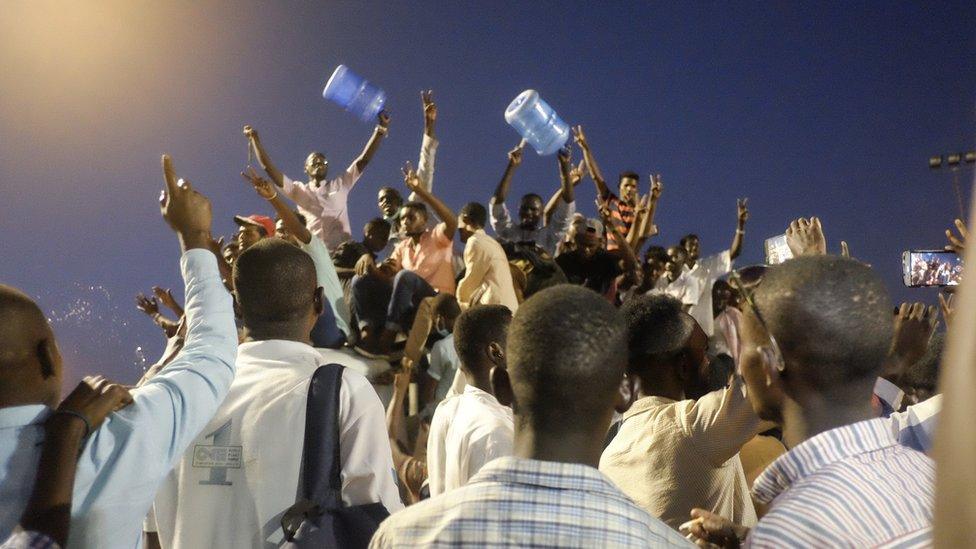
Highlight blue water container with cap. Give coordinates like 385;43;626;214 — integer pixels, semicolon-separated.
504;90;570;155
322;65;387;123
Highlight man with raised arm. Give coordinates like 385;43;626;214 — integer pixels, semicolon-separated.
687;257;934;548
572;125;641;246
243;109;390;250
671;199;749;336
372;286;691;548
377;90;441;249
351;169;458;356
0;155;238;548
152;238;401;548
489;142;575;257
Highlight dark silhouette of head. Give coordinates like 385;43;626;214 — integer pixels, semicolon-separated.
233;239;323;341
507;285;628;444
0;286;63;408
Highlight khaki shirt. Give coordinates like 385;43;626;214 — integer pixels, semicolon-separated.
600;377;762;529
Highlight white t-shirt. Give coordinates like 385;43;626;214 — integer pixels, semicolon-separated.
426;385;514;497
151;340;402;548
281;164;361;250
667;250;732;336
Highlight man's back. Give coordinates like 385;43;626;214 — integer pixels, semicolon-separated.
749;418;933;548
458;230;519;312
371;456;692;548
426;385;513;496
152;340;402;548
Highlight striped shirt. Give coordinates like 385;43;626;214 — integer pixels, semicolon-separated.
0;531;60;549
748;418;933;548
370;456;693;548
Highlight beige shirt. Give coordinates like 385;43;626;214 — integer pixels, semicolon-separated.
456;229;519;312
599;377;761;529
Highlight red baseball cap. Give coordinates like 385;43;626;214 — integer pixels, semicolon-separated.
233;214;276;238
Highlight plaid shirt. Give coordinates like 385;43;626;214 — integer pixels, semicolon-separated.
370;456;693;548
1;530;60;549
748;418;933;548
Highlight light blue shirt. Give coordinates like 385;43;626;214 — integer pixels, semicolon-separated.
0;249;237;549
302;236;351;338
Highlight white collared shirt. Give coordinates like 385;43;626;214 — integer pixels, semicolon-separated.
668;251;732;336
427;385;514;496
152;340;402;549
281;164;361;250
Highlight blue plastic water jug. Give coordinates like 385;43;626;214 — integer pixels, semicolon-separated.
322;65;387;123
504;90;570;155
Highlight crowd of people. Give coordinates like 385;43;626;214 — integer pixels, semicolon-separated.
0;90;965;548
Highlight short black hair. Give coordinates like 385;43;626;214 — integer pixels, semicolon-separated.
644;245;668;264
432;293;462;323
618;171;640;183
756;256;893;392
507;285;627;434
379;187;403;201
364;217;391;236
520;193;544;206
233;239;317;326
276;210;307;229
401;201;428;219
620;294;695;370
453;305;512;376
460;202;488;228
679;234;700;247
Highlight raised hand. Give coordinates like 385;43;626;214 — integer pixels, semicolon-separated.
422;89;436;130
939;292;954;328
508;141;525;166
403;167;422;193
571;125;589;149
242;124;257;140
886;302;938;380
135;294;159;316
557;146;572;165
569;159;586;185
377;110;391;129
241;167;277;200
152;286;182;314
785;217;826;257
55;376;134;435
736;198;749;225
160;155;212;250
945;218;968;254
650;174;663;201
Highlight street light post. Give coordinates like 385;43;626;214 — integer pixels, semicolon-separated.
929;151;975;221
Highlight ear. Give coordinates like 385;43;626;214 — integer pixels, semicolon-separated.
614;374;635;414
232;291;243;320
38;338;59;379
487;341;505;365
490;366;514;408
313;287;324;317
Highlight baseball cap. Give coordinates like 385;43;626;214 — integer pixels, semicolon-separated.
233;214;276;237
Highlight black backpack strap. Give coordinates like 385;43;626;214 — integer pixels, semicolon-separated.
282;363;344;540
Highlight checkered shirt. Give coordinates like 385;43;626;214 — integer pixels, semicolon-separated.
370;456;693;548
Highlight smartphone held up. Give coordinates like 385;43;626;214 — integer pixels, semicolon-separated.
902;250;963;287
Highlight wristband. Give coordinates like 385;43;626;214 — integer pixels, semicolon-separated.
376;125;389;136
264;191;278;201
53;409;92;438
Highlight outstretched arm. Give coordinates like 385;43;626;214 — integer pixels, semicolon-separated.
410;90;439;202
491;142;524;204
573;125;610;198
241;168;312;244
545;159;584;224
353;111;391;173
243;126;285;187
729;198;748;260
405;168;457;239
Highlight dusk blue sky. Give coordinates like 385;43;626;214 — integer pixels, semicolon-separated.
1;1;974;388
